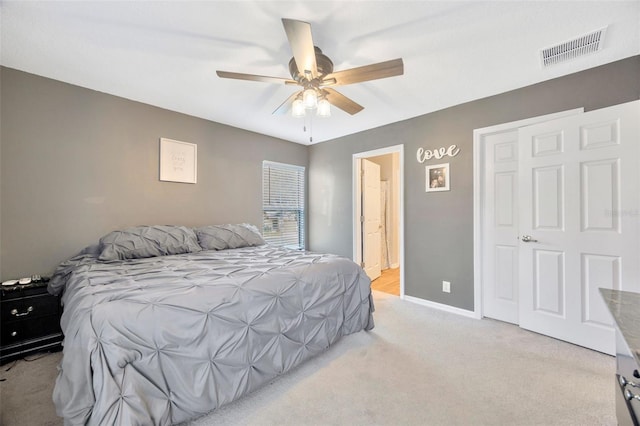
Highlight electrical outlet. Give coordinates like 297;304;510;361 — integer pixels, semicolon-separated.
442;281;451;293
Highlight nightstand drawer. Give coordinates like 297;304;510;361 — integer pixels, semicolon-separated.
1;281;62;364
1;293;59;322
1;314;61;346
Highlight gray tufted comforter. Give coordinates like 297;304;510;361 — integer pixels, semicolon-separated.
49;246;374;425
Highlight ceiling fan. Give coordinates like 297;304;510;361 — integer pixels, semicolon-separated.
216;18;404;117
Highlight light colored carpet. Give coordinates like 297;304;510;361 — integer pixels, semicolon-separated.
0;350;63;426
0;291;616;425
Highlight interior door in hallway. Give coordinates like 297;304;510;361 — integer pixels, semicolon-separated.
518;100;640;355
362;159;382;280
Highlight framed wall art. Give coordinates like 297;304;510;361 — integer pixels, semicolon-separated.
425;163;450;192
159;138;197;184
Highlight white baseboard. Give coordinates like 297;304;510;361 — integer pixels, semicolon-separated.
390;262;399;269
402;295;477;319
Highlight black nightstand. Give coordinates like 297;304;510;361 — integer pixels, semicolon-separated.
1;280;63;364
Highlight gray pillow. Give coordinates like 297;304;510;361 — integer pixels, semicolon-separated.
195;223;265;250
98;225;202;261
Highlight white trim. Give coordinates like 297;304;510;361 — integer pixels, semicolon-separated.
472;108;584;320
403;295;477;319
353;144;405;297
353;159;363;266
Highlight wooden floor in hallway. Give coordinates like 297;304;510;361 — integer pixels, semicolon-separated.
371;267;400;296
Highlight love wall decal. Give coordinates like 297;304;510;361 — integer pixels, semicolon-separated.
416;144;460;163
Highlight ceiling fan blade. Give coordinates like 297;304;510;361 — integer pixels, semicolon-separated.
322;58;404;86
282;18;318;79
272;91;301;115
322;88;364;115
216;70;297;85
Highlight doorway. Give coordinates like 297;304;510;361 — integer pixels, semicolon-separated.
353;145;404;297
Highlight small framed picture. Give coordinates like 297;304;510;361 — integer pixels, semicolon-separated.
160;138;197;184
426;163;450;192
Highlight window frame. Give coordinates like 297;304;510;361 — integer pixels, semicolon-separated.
262;160;306;250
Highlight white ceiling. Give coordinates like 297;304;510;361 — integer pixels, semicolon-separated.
2;1;639;145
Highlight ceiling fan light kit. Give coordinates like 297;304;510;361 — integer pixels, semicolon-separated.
316;99;331;117
292;99;306;117
303;88;318;109
216;18;404;121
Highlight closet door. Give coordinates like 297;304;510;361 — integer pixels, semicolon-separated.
482;131;520;324
480;109;583;325
518;100;639;355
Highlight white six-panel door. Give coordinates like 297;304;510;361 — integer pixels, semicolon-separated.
480;109;584;325
482;131;520;324
362;159;382;281
518;100;639;355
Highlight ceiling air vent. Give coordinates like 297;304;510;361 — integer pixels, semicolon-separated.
540;27;607;67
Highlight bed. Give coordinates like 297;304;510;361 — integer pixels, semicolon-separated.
47;224;374;425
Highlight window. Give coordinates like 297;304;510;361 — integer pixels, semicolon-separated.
262;161;305;249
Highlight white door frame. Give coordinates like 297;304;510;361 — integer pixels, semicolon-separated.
353;144;405;297
472;109;584;319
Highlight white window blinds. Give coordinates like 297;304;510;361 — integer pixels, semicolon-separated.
262;161;305;249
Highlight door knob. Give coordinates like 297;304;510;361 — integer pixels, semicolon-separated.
520;235;538;243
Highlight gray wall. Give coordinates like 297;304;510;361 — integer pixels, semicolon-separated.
3;56;639;304
0;67;308;280
309;56;640;311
